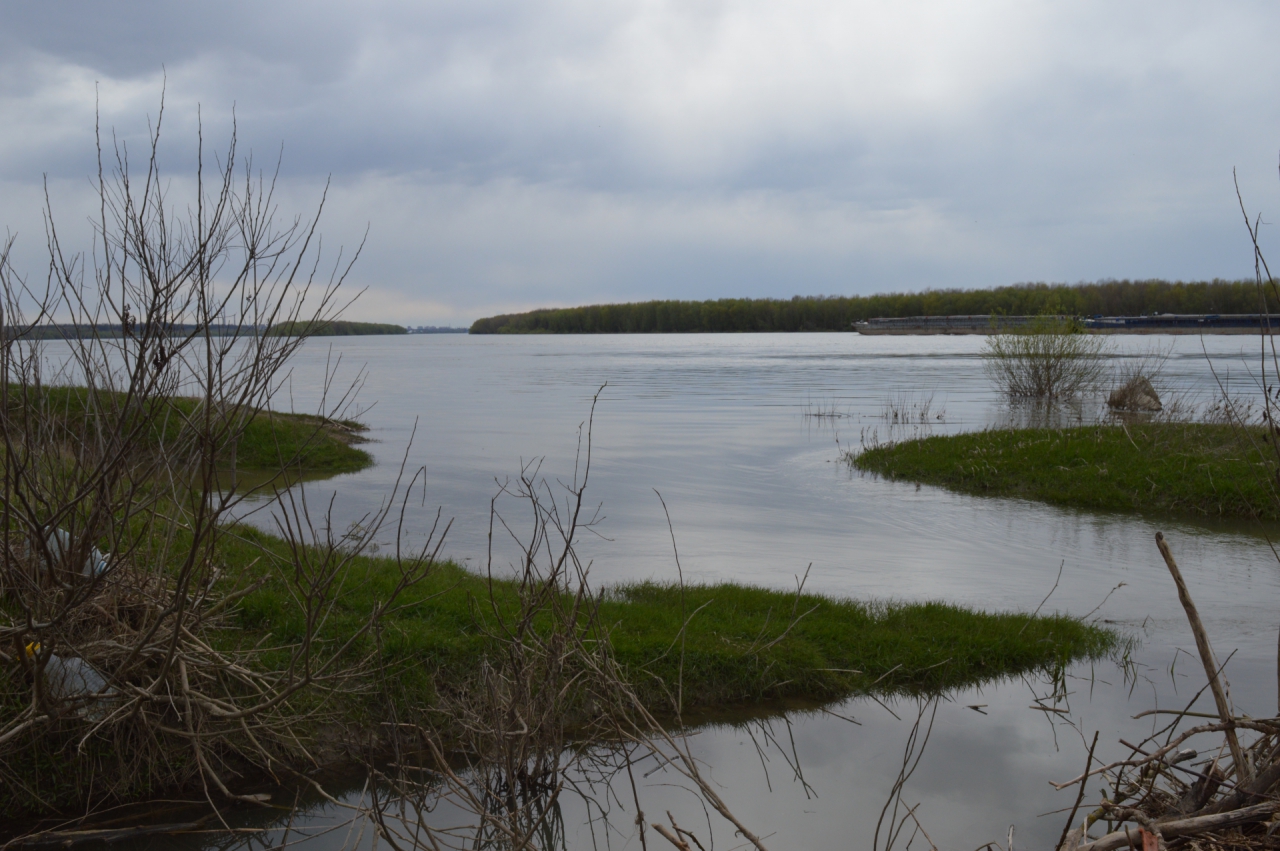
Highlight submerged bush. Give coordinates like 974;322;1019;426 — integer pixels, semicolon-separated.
982;315;1111;399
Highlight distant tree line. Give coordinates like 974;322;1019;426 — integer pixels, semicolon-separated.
468;279;1280;334
267;320;406;337
11;320;407;340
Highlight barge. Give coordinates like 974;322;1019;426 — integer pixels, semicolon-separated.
852;314;1280;335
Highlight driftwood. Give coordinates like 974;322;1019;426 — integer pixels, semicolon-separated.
4;821;212;848
1074;803;1277;851
652;811;706;851
1154;531;1249;784
1046;533;1280;851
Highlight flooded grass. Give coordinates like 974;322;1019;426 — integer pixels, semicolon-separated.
6;384;373;477
851;422;1279;521
221;525;1118;719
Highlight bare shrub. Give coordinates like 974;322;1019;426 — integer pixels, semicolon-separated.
0;100;440;815
983;315;1112;399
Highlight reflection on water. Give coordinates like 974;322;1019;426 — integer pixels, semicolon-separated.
97;658;1274;851
994;396;1097;430
36;332;1280;850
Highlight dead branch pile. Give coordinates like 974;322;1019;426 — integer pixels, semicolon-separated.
1047;533;1280;851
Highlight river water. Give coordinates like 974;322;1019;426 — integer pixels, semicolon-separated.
138;333;1280;849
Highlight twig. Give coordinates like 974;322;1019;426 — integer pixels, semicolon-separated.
1021;560;1064;636
1057;732;1099;851
1153;532;1250;784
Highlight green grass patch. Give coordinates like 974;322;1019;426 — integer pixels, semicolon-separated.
6;384;372;476
219;526;1117;717
230;410;371;475
852;423;1279;520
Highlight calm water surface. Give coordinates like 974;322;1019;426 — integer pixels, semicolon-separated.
147;334;1280;849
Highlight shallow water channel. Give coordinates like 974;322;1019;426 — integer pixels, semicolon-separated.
117;333;1280;849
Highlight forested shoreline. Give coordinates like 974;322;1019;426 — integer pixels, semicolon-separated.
267;320;407;336
469;279;1277;334
14;320;407;340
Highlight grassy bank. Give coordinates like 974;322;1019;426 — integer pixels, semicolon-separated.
852;422;1278;521
8;385;373;476
221;525;1117;714
229;409;371;474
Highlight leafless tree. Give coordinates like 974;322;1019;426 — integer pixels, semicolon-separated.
0;97;441;816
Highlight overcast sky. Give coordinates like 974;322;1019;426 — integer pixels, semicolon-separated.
3;1;1280;325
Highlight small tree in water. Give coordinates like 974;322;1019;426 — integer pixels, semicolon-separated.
982;313;1111;399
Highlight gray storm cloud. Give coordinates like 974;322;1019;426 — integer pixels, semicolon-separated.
1;0;1278;323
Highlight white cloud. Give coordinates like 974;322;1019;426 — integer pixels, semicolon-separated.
2;1;1280;323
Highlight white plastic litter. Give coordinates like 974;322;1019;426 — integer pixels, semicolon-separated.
44;526;109;577
44;654;110;699
25;643;114;702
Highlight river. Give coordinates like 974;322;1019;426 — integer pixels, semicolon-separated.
134;332;1280;849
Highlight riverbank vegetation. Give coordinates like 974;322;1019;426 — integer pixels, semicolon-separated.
0;101;407;823
7;384;372;475
852;423;1278;521
851;303;1280;520
268;320;406;336
982;314;1113;399
468;278;1277;334
225;526;1116;712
